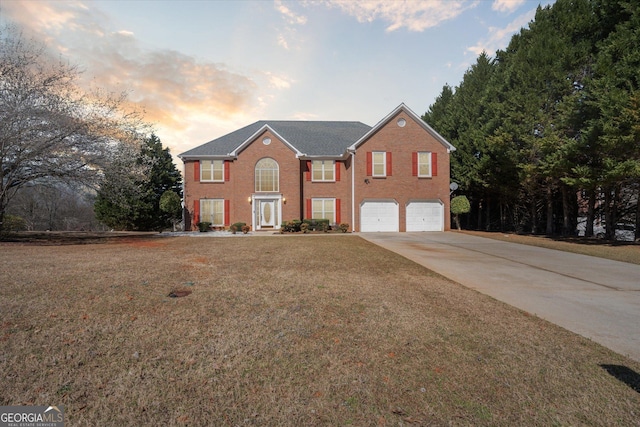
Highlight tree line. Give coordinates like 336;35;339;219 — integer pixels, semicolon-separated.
423;0;640;239
0;23;181;234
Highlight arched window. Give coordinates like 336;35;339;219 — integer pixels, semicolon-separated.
255;158;279;192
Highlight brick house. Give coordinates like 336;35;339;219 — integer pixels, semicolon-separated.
178;103;455;232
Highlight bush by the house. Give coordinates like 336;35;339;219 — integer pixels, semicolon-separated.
302;218;330;232
339;223;349;233
300;223;309;233
197;222;211;232
281;220;302;233
230;222;246;234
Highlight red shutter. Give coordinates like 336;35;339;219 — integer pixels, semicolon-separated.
432;152;438;177
194;160;200;182
306;199;312;219
335;199;341;224
412;152;418;176
224;161;230;181
366;152;372;176
224;200;230;225
335;161;340;181
386;152;392;176
306;161;311;181
193;200;200;226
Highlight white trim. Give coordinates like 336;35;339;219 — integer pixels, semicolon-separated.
416;151;432;178
230;124;304;157
251;194;283;230
311;160;336;182
348;103;456;153
351;151;355;231
372;151;387;177
311;198;336;223
200;159;225;182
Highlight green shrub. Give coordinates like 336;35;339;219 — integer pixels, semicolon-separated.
451;195;471;230
230;222;246;234
197;222;211;232
302;218;330;231
281;219;302;233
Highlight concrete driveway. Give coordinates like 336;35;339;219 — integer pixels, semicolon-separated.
359;231;640;362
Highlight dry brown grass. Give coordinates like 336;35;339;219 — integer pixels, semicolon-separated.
1;235;639;426
461;230;640;265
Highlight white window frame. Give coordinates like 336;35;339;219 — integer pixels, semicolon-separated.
200;199;224;226
255;158;279;192
312;160;335;182
312;198;336;222
200;160;224;182
417;152;432;178
372;151;386;177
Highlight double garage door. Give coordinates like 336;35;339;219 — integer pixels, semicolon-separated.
360;200;443;232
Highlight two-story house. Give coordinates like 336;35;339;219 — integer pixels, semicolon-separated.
178;103;455;232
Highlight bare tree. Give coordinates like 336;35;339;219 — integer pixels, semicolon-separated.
0;23;149;232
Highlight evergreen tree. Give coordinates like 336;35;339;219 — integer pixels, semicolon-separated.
95;134;182;231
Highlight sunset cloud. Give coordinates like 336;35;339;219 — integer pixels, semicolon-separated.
322;0;478;32
1;0;268;156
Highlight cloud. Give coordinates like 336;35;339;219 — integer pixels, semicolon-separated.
264;72;294;90
1;0;264;156
322;0;478;32
466;8;535;56
274;0;308;25
492;0;526;13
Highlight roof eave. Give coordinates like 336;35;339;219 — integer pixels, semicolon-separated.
348;103;456;152
229;124;303;157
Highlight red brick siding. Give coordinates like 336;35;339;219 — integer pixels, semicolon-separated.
353;112;451;232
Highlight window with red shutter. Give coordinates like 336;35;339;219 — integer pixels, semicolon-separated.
432;152;438;176
193;200;200;225
194;161;200;182
224;161;230;181
386;152;392;176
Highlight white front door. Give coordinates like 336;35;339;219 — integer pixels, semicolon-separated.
259;200;277;228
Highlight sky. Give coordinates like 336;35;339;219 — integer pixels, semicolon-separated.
1;0;554;167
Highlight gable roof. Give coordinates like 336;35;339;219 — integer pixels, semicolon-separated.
348;103;456;153
178;104;455;160
178;120;372;159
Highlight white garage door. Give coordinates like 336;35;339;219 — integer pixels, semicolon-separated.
406;201;443;232
360;201;399;232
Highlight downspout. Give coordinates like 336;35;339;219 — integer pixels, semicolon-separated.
351;151;356;232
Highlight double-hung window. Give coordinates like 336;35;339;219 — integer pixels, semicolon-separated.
201;160;224;182
312;160;335;181
312;198;335;222
412;152;437;177
417;152;431;177
200;199;224;226
372;152;386;177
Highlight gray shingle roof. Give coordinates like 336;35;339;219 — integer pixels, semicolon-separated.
178;120;372;158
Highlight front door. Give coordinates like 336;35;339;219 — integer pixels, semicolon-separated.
259;200;277;228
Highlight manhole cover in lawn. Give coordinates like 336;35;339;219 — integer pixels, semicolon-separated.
167;290;192;298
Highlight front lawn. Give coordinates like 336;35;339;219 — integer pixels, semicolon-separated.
1;236;638;425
